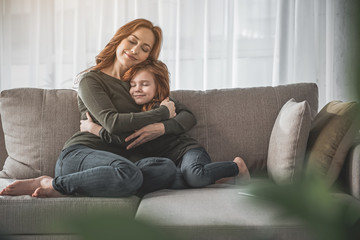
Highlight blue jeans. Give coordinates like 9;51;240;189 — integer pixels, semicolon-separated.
170;147;239;189
53;145;176;197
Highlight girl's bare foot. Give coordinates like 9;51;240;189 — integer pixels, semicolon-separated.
233;157;251;184
215;157;251;185
0;176;51;196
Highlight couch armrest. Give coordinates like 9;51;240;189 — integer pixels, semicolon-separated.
346;143;360;199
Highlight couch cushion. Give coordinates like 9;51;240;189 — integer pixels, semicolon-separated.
135;185;313;240
0;178;141;235
0;88;80;179
305;101;360;186
267;99;312;184
171;83;318;174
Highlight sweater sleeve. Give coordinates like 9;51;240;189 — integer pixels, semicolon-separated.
78;76;170;135
98;127;127;146
98;97;197;145
162;97;197;135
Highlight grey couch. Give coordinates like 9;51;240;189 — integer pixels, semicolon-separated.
0;83;359;240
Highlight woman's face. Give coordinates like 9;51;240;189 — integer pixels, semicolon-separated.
129;70;157;105
115;28;155;72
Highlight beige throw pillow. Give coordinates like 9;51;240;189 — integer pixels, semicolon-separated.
267;98;312;184
0;88;80;179
305;101;360;186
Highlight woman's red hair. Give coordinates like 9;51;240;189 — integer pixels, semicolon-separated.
93;19;162;72
122;60;170;112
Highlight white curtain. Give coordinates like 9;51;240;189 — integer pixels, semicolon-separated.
272;0;359;108
0;0;277;91
0;0;357;108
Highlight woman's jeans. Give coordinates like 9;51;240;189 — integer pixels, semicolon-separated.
53;144;176;197
170;147;239;189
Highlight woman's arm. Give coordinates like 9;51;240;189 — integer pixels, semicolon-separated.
80;112;127;146
80;97;197;149
124;97;197;149
78;75;175;135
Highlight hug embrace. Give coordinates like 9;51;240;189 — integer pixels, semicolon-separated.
0;18;250;198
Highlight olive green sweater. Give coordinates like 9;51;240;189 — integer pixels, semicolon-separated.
63;70;198;162
98;98;202;164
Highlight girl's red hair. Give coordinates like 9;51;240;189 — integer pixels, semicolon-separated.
122;60;170;112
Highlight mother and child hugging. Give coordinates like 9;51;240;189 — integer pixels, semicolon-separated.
0;18;250;198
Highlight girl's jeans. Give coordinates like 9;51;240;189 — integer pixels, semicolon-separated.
170;147;239;189
53;144;176;197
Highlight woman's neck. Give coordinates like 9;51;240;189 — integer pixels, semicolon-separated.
101;64;127;80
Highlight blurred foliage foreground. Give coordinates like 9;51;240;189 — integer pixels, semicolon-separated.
248;172;360;240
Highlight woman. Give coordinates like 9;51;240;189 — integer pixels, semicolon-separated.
0;19;195;198
81;59;251;189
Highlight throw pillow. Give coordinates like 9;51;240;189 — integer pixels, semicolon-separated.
305;101;360;186
0;88;80;179
267;98;312;184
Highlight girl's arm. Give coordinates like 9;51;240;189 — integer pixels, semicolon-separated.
78;75;175;135
80;112;127;146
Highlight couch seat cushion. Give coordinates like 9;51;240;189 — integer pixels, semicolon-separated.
0;178;140;235
135;185;312;240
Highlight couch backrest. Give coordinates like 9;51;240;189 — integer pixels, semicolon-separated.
0;83;318;178
171;83;318;174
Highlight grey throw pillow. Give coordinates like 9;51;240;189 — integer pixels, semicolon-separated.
0;88;80;179
267;98;312;184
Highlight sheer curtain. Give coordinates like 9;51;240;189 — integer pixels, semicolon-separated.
0;0;357;107
0;0;277;91
273;0;359;108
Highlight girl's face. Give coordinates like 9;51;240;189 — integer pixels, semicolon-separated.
129;70;157;105
115;27;155;72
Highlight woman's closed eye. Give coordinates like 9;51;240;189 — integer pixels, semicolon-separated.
141;46;150;53
128;37;150;53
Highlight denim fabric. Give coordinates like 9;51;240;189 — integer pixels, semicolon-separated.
170;147;239;189
53;145;176;197
135;157;176;197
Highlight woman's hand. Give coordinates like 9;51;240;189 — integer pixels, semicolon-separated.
80;112;102;136
160;97;176;118
125;122;165;150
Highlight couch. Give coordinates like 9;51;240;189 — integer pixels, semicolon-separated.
0;83;359;240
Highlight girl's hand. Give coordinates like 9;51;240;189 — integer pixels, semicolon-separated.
160;97;176;118
80;112;102;136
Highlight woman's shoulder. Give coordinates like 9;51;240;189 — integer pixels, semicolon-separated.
74;70;99;86
81;70;102;79
77;70;114;86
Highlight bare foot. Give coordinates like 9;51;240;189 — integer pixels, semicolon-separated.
233;157;251;184
0;176;51;196
32;187;65;198
31;176;65;198
215;157;251;185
